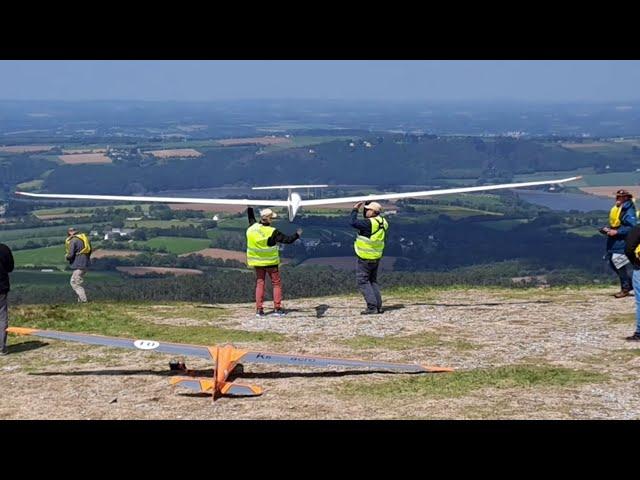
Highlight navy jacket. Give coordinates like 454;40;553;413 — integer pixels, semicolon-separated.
0;243;14;293
607;200;637;253
350;209;386;238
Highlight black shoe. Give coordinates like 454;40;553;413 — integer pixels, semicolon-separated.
625;333;640;341
614;290;632;299
360;308;378;315
377;308;384;314
255;308;265;317
273;309;287;317
0;348;8;356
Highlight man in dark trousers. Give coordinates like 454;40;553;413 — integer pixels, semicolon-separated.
624;225;640;341
246;207;302;317
350;201;388;315
603;189;637;298
0;242;14;355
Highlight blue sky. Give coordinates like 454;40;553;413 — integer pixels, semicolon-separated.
0;60;638;102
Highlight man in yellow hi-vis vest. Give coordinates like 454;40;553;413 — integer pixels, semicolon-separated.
65;227;91;303
247;208;301;317
602;189;637;298
350;201;388;315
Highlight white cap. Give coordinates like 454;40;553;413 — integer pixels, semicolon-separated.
364;202;382;213
260;208;278;219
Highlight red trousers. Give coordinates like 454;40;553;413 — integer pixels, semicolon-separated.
255;266;282;309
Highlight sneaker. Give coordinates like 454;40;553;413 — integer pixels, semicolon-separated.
255;308;265;317
377;308;384;314
625;333;640;341
614;290;632;298
273;309;286;317
0;348;8;356
360;308;378;315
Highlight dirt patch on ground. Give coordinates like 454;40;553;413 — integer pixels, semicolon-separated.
58;153;112;164
147;149;202;158
3;287;640;419
115;266;203;276
217;137;291;146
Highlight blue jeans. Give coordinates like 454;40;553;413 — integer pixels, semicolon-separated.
633;269;640;334
608;253;633;292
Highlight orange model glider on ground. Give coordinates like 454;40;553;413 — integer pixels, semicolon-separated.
7;326;453;401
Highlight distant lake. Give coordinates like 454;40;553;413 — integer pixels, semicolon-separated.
515;190;611;212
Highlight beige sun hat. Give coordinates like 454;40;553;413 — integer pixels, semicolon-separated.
260;208;278;219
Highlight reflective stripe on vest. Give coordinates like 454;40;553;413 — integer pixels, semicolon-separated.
246;223;280;267
354;216;388;260
65;233;92;256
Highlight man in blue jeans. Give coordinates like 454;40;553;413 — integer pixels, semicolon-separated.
623;225;640;341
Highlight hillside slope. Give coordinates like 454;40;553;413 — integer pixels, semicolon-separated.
1;287;639;419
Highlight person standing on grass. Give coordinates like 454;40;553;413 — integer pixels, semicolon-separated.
65;227;91;303
0;242;14;355
246;207;301;317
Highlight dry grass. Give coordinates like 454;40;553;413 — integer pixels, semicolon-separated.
58;153;112;164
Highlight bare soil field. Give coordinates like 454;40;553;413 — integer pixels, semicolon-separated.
115;266;203;276
2;287;640;419
0;145;54;153
580;186;640;198
147;149;202;158
58;153;112;164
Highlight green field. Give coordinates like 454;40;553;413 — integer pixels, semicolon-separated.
566;226;600;237
124;219;201;228
11;269;122;286
0;223;99;242
479;219;529;231
409;204;503;220
137;236;211;255
34;204;152;216
3;235;67;251
12;246;68;268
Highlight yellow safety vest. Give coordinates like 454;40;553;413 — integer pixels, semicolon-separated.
354;216;388;260
246;223;280;267
610;200;639;228
65;233;92;256
635;244;640;260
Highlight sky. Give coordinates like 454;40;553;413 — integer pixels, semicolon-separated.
0;60;638;102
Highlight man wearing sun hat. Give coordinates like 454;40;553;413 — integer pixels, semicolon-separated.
350;201;389;315
602;189;637;298
246;207;302;317
65;226;92;303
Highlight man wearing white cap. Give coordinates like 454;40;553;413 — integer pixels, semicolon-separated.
246;207;302;317
350;201;388;314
